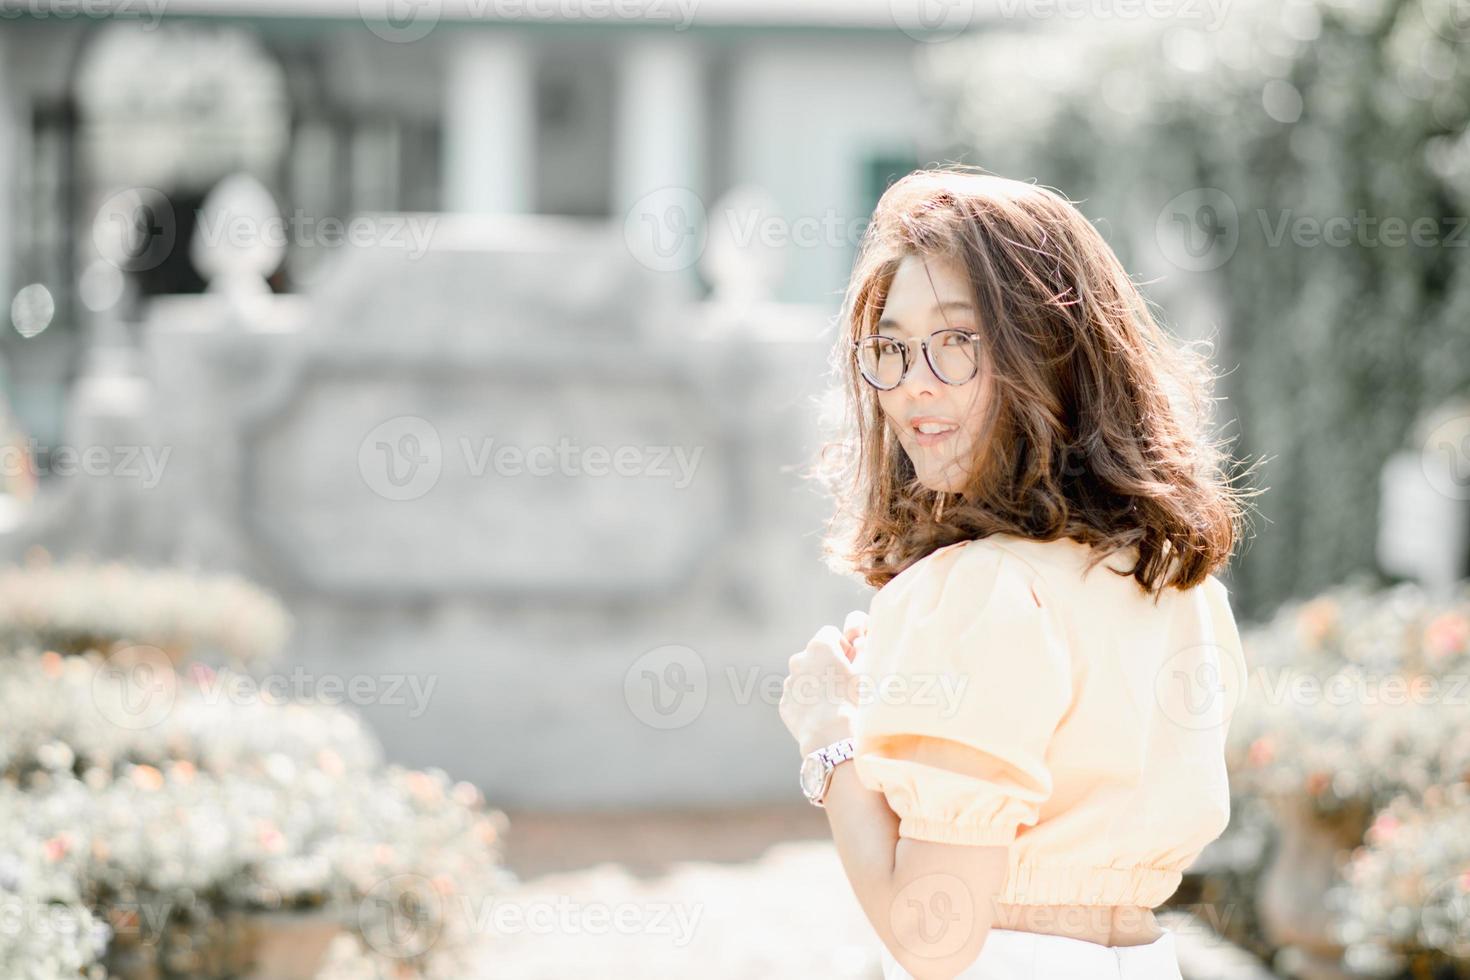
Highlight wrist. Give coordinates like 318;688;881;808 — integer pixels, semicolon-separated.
799;733;857;807
800;722;853;759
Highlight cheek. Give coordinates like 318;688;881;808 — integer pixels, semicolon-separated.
955;378;989;432
876;392;905;434
962;395;987;433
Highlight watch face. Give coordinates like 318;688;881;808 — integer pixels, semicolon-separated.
800;755;825;799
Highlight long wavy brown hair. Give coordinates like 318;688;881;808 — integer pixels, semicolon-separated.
811;166;1259;600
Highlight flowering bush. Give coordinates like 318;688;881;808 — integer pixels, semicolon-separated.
0;563;513;977
0;814;108;980
0;559;291;663
1330;783;1470;976
6;750;510;977
1225;579;1470;817
4;758;511;975
0;648;381;781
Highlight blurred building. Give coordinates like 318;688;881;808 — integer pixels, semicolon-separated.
0;0;966;447
0;0;990;809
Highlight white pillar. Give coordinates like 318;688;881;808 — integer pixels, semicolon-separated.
0;31;15;311
613;34;707;310
613;34;706;219
442;31;535;214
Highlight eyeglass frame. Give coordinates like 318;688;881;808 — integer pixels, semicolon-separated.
849;328;985;391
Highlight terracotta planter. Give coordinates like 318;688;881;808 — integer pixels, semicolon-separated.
50;636;192;665
230;909;344;980
102;907;342;980
101;931;162;980
1256;792;1374;980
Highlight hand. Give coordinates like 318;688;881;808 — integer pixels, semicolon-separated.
781;615;867;757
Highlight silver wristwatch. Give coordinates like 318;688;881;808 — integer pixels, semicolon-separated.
799;737;856;807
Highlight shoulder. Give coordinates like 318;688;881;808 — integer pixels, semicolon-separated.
859;535;1078;684
872;535;1057;618
981;533;1135;582
1199;572;1243;643
946;534;1103;603
874;534;1163;638
1201;571;1234;606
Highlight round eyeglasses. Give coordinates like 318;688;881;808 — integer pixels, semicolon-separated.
851;329;983;391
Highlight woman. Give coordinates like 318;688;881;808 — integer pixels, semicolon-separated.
780;167;1256;980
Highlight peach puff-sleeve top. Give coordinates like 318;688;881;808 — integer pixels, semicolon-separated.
843;532;1245;908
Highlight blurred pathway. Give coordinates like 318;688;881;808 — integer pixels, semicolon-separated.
474;804;882;980
466;804;1281;980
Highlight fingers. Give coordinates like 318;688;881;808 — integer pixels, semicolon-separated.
839;610;870;663
794;618;869;669
808;624;845;655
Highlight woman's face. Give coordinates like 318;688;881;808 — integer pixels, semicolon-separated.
870;253;990;494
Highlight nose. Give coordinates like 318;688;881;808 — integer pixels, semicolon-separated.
897;338;944;395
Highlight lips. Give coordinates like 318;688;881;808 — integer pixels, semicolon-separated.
909;416;959;447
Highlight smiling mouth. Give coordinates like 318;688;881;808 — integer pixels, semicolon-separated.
910;421;959;447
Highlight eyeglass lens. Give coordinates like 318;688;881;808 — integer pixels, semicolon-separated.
856;330;978;389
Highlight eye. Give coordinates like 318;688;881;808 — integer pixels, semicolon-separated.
859;336;904;355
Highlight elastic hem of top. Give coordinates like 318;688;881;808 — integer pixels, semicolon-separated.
897;816;1018;847
999;864;1184;907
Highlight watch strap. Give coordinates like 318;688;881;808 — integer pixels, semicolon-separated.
805;736;857;807
818;736;856;769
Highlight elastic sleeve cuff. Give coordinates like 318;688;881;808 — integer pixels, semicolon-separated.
897;815;1019;847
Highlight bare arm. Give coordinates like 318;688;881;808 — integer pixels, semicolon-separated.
803;724;1007;979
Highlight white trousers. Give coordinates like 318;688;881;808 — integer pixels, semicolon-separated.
880;926;1184;980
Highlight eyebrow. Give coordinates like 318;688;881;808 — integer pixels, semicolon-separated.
876;301;978;335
